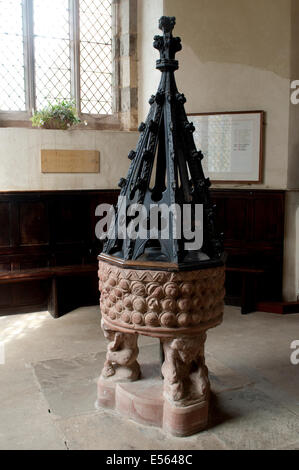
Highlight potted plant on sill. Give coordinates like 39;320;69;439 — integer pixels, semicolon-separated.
31;99;81;130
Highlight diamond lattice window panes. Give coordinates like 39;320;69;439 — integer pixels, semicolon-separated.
33;0;71;109
80;0;113;115
0;0;114;119
0;0;26;111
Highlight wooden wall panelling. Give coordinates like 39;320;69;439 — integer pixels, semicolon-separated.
0;201;11;247
211;189;285;311
0;189;285;316
89;190;119;259
0;190;119;316
19;200;49;246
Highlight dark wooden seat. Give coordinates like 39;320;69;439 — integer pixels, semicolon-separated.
0;190;119;317
225;266;267;314
0;264;98;318
225;267;265;274
0;263;97;318
0;264;96;283
211;189;285;315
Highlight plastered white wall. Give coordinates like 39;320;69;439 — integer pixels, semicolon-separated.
137;0;299;299
137;0;164;122
154;0;292;190
0;128;138;191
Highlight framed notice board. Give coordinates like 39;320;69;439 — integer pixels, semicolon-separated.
188;111;264;183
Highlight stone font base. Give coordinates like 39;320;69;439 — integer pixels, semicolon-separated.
97;371;209;437
97;260;225;437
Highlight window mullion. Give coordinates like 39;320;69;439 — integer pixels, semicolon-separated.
22;0;36;114
70;0;81;114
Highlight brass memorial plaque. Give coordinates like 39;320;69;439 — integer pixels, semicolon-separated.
41;149;100;173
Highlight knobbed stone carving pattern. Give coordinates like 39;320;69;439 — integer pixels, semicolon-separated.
98;261;225;330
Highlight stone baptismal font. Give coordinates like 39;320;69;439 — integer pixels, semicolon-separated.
97;16;226;437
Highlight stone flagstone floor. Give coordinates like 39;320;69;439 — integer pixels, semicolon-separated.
0;305;298;450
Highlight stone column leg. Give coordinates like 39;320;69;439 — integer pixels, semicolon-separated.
97;319;141;409
101;319;140;381
161;333;210;436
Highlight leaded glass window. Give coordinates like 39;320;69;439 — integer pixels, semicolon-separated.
0;0;113;117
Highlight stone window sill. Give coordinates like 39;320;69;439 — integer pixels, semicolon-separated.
0;112;123;131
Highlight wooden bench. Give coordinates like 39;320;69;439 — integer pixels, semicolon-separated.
211;189;285;314
0;189;119;317
225;266;266;314
0;264;98;318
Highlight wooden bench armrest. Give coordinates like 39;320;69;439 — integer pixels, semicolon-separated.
0;264;97;284
225;266;266;274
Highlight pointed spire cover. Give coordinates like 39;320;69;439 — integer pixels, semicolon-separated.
101;17;224;270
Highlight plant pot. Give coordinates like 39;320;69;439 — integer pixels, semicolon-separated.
42;118;69;130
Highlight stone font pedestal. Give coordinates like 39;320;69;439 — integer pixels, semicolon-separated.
97;258;225;437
